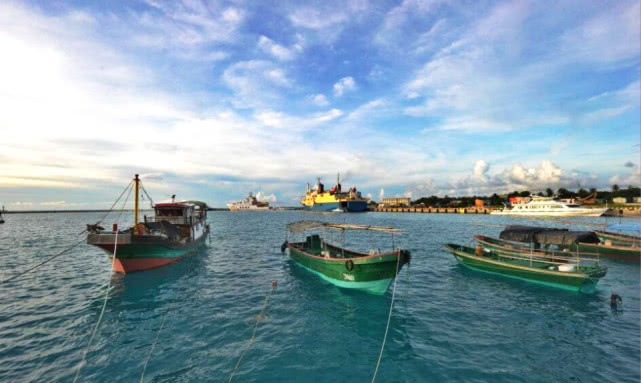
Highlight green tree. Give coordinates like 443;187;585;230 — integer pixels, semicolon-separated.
489;193;503;206
545;188;553;197
557;188;572;199
578;188;589;198
612;184;620;197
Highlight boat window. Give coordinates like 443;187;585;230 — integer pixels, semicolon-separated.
156;208;183;216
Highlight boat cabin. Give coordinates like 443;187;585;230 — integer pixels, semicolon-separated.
148;201;207;226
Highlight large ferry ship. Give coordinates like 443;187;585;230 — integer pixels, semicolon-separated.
227;192;271;211
301;175;368;212
490;196;607;217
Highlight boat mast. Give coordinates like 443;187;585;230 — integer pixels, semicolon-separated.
134;174;140;233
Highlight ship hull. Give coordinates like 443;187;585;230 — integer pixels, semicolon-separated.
303;201;368;212
287;242;409;294
88;230;208;273
490;208;607;217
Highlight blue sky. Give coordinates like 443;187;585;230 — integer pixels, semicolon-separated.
0;0;639;209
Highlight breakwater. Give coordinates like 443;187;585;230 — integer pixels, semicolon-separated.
374;206;641;216
375;206;498;214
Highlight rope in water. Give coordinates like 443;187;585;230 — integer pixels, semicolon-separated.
228;281;277;383
1;182;134;285
73;185;132;382
371;250;401;383
139;314;167;383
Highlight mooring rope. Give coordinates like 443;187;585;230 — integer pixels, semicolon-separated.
73;185;132;382
0;238;87;285
139;314;167;383
228;281;277;383
371;251;401;383
78;181;133;235
1;182;134;285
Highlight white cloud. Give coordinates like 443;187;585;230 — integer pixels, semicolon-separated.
253;108;343;130
129;1;245;60
222;60;292;107
255;191;277;203
257;35;302;61
333;76;356;97
289;6;349;30
402;1;639;131
311;94;329;106
346;99;386;120
421;117;512;133
378;188;385;201
403;160;607;197
610;165;641;187
559;2;640;66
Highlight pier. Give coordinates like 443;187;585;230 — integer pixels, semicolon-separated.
374;206;498;214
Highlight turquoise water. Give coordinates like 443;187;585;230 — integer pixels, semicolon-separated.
0;211;639;382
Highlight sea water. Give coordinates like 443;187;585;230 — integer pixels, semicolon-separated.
0;211;639;382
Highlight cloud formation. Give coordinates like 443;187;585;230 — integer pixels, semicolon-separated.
0;0;638;209
333;77;356;97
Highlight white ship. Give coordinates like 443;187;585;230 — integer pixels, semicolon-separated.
490;196;607;217
227;192;271;211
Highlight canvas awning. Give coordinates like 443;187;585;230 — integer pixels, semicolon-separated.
499;225;599;245
286;220;402;233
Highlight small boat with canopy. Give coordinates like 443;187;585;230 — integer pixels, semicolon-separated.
443;242;607;293
476;225;640;262
594;224;640;248
87;174;210;273
282;220;410;294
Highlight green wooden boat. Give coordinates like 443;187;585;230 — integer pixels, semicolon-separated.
444;244;607;293
574;241;640;262
283;221;410;294
594;230;640;247
476;226;640;262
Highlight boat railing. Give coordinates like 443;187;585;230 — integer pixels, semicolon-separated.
476;236;602;266
144;216;205;225
483;248;597;269
495;246;600;267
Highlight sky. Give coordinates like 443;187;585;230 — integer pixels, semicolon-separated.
0;0;639;209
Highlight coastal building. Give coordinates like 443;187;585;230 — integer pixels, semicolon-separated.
613;197;627;204
475;199;484;209
508;196;530;204
381;197;411;207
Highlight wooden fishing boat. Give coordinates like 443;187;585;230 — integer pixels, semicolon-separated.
593;230;641;247
477;225;640;262
87;174;210;273
283;221;410;294
444;244;607;293
574;241;640;262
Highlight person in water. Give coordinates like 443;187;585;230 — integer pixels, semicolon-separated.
610;293;622;311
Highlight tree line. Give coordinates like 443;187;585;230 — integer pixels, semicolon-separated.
403;185;641;208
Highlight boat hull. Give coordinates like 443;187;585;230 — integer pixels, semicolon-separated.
302;201;368;212
574;242;640;262
88;231;208;273
287;244;409;294
445;244;605;293
490;209;606;217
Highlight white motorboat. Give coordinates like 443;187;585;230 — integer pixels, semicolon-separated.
490;196;607;217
